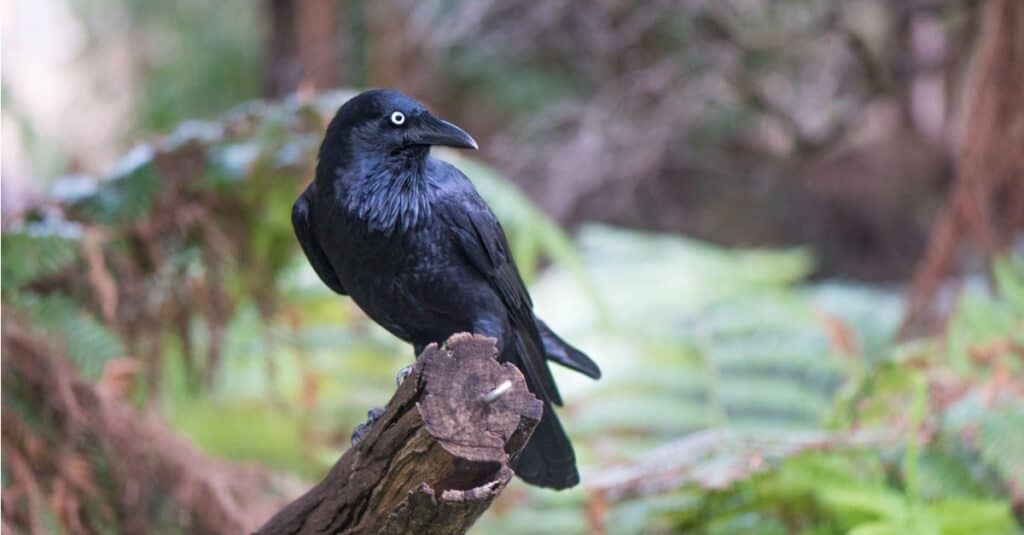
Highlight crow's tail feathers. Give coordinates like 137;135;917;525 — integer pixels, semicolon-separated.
505;316;599;489
511;404;580;489
536;318;601;379
506;326;577;488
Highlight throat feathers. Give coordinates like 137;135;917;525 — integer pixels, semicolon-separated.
343;153;439;234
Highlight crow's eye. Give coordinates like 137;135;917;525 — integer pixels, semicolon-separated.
389;111;406;126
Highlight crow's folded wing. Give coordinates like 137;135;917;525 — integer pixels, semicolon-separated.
292;191;347;295
444;196;563;406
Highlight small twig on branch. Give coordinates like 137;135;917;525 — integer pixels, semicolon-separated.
256;333;542;535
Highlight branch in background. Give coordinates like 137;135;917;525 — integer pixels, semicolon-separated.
587;428;898;502
584;428;900;533
843;28;892;96
256;334;542;535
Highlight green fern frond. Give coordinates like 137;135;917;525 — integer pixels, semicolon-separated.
6;293;124;379
992;255;1024;310
1;223;81;292
978;404;1024;495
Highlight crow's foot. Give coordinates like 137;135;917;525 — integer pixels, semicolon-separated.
395;364;414;387
350;407;384;446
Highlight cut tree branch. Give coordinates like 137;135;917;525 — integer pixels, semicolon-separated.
256;333;542;535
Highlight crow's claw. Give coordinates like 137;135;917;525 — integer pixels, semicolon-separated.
350;407;385;446
395;364;414;387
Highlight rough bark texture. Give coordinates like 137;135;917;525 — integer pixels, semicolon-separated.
256;333;542;535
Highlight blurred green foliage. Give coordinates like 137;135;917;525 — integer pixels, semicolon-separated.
73;0;263;133
477;241;1022;534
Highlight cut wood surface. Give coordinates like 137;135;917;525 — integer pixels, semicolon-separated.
256;333;542;535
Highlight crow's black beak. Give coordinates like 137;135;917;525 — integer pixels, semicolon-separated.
411;114;478;150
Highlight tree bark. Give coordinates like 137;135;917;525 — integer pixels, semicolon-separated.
256;333;542;535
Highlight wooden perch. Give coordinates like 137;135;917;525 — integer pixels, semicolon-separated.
256;333;542;535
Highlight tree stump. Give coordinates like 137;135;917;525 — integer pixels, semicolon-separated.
256;333;542;535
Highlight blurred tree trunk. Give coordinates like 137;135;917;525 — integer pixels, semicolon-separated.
264;0;341;96
905;0;1024;333
366;1;402;88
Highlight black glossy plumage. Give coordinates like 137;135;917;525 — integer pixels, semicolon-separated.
293;89;600;489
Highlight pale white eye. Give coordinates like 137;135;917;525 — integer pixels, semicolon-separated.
390;111;406;126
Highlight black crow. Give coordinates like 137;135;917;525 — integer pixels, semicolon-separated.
293;89;601;489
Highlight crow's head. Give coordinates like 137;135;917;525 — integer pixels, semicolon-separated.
320;89;477;166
